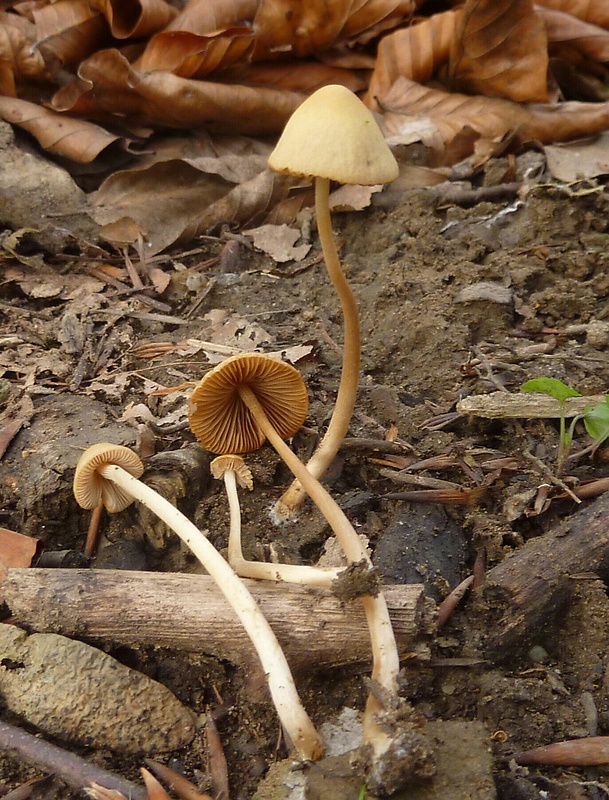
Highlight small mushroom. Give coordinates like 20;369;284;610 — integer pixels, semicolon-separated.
188;354;401;760
268;84;399;521
210;454;343;588
73;442;322;762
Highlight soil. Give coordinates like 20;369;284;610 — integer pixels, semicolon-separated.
2;157;609;799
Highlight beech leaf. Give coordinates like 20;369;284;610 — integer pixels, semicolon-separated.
51;49;305;134
366;9;460;109
448;0;549;103
381;77;609;156
0;95;120;162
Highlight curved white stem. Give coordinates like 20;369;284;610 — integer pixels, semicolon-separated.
98;464;323;762
237;388;400;701
223;469;343;589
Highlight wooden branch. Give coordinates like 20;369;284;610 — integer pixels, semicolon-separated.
457;391;606;419
3;569;433;671
479;489;609;660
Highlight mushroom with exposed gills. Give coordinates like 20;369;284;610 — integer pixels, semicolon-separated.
268;84;399;522
210;454;343;589
73;442;323;763
188;353;401;760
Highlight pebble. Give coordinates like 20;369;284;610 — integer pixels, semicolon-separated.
0;625;195;754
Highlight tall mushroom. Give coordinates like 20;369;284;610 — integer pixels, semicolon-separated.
188;353;401;761
73;442;322;762
268;84;399;521
210;454;343;589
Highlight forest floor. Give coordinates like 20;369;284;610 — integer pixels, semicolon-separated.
2;150;609;800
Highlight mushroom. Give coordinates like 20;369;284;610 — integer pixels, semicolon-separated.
73;442;322;762
188;354;401;750
268;84;399;521
210;454;343;589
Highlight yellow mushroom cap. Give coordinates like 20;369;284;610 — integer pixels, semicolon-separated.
188;353;309;455
74;443;144;513
268;84;399;186
210;455;254;490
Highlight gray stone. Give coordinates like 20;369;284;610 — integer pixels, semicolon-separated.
0;625;195;754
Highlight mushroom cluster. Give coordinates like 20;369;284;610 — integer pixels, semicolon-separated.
73;443;322;762
187;352;402;779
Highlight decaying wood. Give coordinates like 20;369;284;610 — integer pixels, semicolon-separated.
457;391;606;419
479;489;609;660
3;569;433;671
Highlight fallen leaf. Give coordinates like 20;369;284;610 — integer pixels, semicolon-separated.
366;10;460;109
381;76;609;152
51;48;306;135
0;395;34;461
448;0;549;102
544;133;609;181
90;0;179;39
244;223;311;262
538;0;609;30
539;6;609;63
0;527;38;598
32;0;108;70
0;95;120;163
0;10;50;93
330;184;382;211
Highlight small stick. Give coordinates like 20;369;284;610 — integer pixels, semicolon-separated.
205;713;229;800
0;720;147;800
436;576;474;630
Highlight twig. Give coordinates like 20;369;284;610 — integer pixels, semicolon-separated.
0;720;147;800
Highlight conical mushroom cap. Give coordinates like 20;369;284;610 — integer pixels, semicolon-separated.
189;353;309;455
74;443;144;513
268;84;398;186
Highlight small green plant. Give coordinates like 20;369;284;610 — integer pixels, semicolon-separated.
521;378;609;472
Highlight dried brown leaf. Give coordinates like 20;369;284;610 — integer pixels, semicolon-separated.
51;49;305;134
448;0;549;103
218;60;365;93
164;0;259;34
32;0;108;69
0;10;49;92
339;0;418;45
252;0;352;58
0;528;38;597
90;0;178;39
539;6;609;63
366;10;460;109
537;0;609;30
382;76;609;150
244;223;311;262
135;29;254;77
0;95;120;162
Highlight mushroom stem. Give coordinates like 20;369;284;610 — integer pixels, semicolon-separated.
96;463;323;762
221;468;343;589
274;177;361;521
237;386;400;700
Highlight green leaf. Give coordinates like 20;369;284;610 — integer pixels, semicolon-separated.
584;400;609;444
521;378;582;404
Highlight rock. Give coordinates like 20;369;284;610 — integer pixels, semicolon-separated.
252;721;495;800
0;625;195;754
390;721;496;800
374;505;468;601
